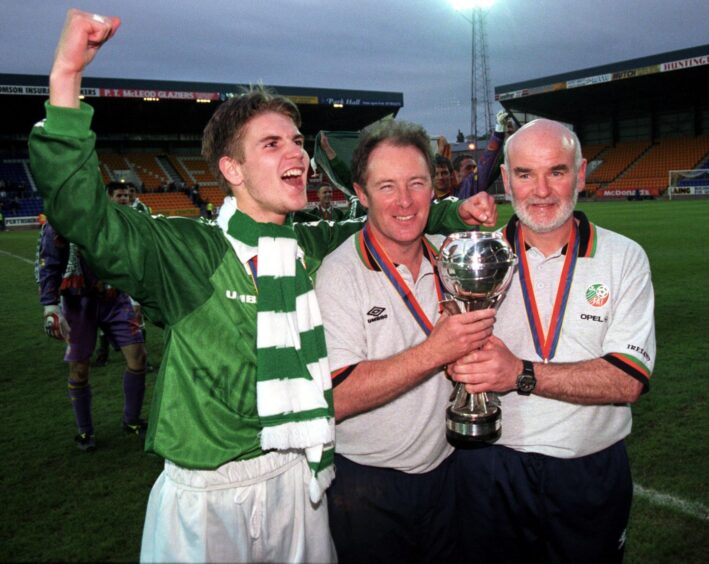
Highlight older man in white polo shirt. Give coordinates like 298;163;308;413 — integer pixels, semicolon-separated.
450;118;655;564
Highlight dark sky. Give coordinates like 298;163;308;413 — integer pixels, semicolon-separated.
3;0;708;139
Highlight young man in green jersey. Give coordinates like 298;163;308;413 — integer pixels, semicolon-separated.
30;9;497;562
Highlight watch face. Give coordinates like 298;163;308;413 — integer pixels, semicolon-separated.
517;374;536;394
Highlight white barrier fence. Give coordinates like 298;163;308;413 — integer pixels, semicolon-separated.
4;216;39;229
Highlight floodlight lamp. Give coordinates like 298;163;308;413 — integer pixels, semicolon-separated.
468;143;476;151
451;0;495;10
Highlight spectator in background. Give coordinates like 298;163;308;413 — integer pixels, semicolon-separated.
452;153;476;189
311;184;345;221
433;154;455;199
449;119;655;563
108;182;130;205
189;183;200;205
127;183;152;214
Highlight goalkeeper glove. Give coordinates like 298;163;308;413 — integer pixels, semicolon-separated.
43;305;70;341
495;110;510;133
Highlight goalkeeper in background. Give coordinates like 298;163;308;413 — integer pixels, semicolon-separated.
453;109;516;199
36;198;148;451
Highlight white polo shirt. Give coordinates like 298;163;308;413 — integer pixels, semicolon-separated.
495;212;655;458
315;233;454;474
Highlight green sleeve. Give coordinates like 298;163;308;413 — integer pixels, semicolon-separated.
28;102;228;326
294;217;366;273
425;198;471;235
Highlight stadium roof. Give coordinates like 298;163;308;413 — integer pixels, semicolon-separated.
495;44;709;127
0;73;403;140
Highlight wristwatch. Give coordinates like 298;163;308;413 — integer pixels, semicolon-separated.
516;360;536;395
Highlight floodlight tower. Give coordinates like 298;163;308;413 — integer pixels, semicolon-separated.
452;0;495;145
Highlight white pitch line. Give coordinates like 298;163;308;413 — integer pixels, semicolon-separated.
0;249;34;265
635;483;709;521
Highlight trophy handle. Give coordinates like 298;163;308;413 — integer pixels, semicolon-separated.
440;298;462;316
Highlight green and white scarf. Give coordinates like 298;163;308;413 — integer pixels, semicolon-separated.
222;204;335;503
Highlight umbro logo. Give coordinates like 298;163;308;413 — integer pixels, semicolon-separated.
225;290;257;304
367;306;388;324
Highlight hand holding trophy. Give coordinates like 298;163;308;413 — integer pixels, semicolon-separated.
437;231;517;443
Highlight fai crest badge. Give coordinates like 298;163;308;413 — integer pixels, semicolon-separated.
586;283;610;307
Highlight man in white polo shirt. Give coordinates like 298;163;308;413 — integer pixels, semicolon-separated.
449;118;655;563
315;120;498;563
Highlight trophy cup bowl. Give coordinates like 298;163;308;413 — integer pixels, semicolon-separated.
437;231;517;443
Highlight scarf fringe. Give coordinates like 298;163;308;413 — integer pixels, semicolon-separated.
309;464;336;504
260;418;334;451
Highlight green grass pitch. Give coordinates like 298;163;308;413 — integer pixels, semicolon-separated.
1;199;707;562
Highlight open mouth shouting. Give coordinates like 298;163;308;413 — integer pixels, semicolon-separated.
281;167;305;189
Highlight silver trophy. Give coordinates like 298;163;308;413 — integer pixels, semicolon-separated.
437;231;517;443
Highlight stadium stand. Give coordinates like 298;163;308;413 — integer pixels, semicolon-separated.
199;186;225;206
137;193;199;216
587;141;652;184
676;154;709;187
602;136;709;196
581;143;610;195
123;153;171;191
166;155;198;186
173;155;219;186
0;196;43;217
0;160;34;191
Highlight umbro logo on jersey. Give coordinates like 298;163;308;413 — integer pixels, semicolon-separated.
225;290;257;304
367;306;388;323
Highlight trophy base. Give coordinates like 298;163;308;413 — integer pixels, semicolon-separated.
445;405;501;444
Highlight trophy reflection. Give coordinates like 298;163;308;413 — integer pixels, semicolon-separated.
437;231;517;443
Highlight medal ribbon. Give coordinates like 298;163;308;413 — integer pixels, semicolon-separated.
360;223;444;336
247;256;259;292
516;222;580;362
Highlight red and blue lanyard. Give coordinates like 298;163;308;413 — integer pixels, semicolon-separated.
359;223;444;337
516;222;579;362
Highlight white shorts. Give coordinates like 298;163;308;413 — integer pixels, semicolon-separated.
140;451;337;563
